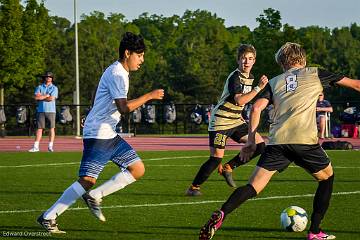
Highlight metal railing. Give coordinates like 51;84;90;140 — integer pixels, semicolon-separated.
0;102;358;137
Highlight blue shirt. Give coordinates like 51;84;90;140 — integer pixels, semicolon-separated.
34;83;58;113
316;99;332;117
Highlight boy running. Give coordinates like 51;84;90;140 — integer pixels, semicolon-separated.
186;44;268;196
37;32;164;233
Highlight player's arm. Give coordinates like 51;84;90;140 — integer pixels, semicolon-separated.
234;75;268;106
240;84;271;162
240;97;269;162
34;92;50;101
44;96;56;102
319;68;360;92
316;105;333;113
335;77;360;92
44;87;58;102
115;89;164;114
248;98;269;143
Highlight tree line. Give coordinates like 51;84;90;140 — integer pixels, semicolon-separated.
1;1;359;107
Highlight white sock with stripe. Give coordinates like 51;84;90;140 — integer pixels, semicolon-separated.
43;181;86;220
89;170;136;200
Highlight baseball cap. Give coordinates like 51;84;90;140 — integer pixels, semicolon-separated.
41;71;54;79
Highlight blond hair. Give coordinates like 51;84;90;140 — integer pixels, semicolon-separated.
275;42;306;70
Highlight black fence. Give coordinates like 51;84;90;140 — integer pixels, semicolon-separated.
0;102;359;137
0;103;216;136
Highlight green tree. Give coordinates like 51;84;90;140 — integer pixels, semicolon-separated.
169;10;231;103
0;0;23;105
19;0;51;103
131;13;180;102
44;16;74;103
76;11;126;104
326;27;360;101
253;8;283;79
297;26;331;66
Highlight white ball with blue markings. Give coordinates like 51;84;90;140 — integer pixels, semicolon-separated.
280;206;308;232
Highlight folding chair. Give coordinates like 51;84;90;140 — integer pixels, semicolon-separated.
324;112;331;138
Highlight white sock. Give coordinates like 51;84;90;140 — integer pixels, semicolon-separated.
43;181;86;220
48;142;53;148
89;170;136;200
34;142;39;148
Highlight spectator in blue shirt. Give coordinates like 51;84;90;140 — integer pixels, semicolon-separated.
316;92;333;139
29;71;58;152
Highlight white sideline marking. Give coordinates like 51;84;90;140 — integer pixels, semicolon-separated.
1;154;359;169
148;164;360;169
0;191;359;214
0;155;210;168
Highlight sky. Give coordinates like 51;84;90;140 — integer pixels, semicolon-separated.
42;0;360;30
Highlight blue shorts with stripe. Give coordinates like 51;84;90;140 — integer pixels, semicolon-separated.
79;135;141;179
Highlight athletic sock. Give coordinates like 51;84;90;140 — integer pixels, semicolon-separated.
309;174;334;233
43;181;86;220
192;156;222;186
34;141;39;149
221;184;257;216
48;142;54;148
226;142;265;169
89;170;136;199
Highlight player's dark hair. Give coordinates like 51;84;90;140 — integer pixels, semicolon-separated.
118;32;146;60
237;44;256;60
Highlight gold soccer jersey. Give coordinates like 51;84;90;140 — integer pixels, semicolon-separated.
260;67;343;145
208;69;254;131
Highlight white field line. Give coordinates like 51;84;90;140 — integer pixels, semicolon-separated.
1;155;360;169
0;191;359;214
148;164;360;169
0;155;210;168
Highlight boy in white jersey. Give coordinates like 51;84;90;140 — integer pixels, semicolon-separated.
37;32;164;233
199;42;360;240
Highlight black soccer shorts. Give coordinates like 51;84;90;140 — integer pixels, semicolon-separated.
257;144;330;173
208;123;249;149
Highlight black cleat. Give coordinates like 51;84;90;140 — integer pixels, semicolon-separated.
222;164;237;188
185;185;202;196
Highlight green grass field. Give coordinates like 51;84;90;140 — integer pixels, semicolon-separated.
0;150;359;239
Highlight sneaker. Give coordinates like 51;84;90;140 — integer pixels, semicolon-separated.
185;185;202;196
28;147;40;152
307;230;336;240
37;213;66;234
82;192;106;221
222;164;236;188
199;210;224;240
48;146;54;152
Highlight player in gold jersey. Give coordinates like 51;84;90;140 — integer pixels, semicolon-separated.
186;44;268;196
199;42;360;240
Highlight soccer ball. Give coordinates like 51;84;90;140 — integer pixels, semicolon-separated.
280;206;308;232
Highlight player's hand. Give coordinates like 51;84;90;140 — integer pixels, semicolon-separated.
150;89;165;100
257;75;268;89
217;163;223;175
240;142;256;162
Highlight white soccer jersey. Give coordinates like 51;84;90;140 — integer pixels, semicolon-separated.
83;61;129;139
